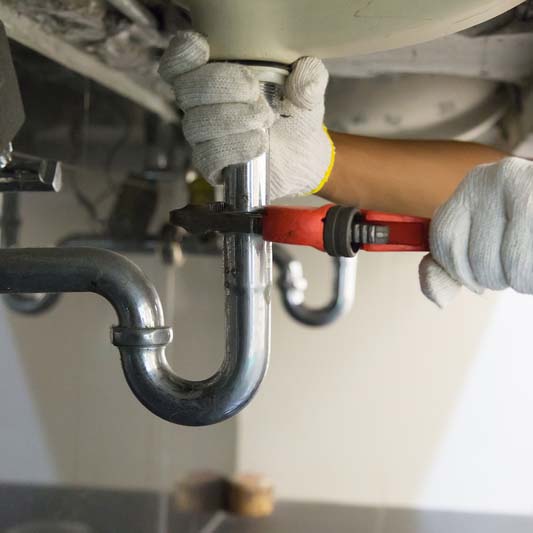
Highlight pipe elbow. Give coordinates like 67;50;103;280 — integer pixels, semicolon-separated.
274;246;357;327
112;248;270;426
117;341;268;426
3;292;60;315
0;247;268;426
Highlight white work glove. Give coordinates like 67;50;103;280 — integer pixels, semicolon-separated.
419;157;533;307
158;31;335;199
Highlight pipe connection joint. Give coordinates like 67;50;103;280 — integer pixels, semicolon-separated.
0;247;269;426
112;326;173;348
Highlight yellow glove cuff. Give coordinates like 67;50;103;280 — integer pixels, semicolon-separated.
310;126;336;195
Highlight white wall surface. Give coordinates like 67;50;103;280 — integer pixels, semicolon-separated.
236;197;533;515
0;173;235;491
4;169;533;515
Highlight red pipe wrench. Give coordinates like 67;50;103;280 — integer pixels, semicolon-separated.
170;203;430;257
262;204;430;256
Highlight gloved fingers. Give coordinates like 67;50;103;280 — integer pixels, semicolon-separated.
496;159;533;293
430;200;484;295
285;57;329;111
172;63;260;111
182;98;276;145
192;130;268;185
467;207;508;290
500;159;533;292
418;254;463;308
501;213;533;293
158;31;209;83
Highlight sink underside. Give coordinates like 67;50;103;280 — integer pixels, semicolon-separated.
177;0;524;62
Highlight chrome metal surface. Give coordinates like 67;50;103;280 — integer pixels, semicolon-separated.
0;244;271;424
118;138;274;423
352;223;390;245
214;152;272;421
0;192;60;315
186;77;280;423
0;143;13;169
112;326;172;347
0;247;199;422
274;246;357;327
132;78;278;425
3;291;60;315
0;77;279;425
0;248;165;328
126;77;279;424
0;154;62;193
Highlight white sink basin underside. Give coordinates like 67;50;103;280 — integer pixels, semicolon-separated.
178;0;524;62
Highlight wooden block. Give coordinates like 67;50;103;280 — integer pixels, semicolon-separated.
227;473;275;518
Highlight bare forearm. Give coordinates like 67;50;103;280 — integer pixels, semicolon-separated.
319;132;508;218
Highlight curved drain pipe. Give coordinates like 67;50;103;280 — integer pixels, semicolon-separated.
274;245;357;327
3;291;61;315
0;193;61;315
0;247;268;426
0;72;278;425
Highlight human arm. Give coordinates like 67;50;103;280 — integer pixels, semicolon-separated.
319;136;533;307
320;133;507;218
159;30;533;308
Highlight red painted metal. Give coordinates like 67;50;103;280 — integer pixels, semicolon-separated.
262;205;430;253
360;209;430;252
262;204;333;252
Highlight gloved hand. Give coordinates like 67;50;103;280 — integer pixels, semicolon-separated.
158;31;335;199
419;157;533;307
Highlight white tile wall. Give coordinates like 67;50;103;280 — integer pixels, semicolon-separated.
5;174;533;515
236;197;533;514
0;175;235;490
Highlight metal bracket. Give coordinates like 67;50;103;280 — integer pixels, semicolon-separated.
0;153;62;192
